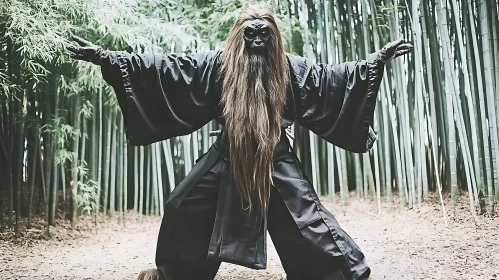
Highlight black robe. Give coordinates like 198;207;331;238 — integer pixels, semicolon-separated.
101;49;384;279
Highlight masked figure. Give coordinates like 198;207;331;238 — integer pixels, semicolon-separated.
69;4;412;280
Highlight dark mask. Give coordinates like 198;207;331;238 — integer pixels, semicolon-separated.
243;19;270;52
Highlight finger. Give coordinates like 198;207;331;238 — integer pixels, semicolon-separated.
67;46;80;53
69;52;86;60
384;39;405;50
394;49;412;58
395;43;414;51
71;35;92;47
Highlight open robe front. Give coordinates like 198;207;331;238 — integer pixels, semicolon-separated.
101;50;384;279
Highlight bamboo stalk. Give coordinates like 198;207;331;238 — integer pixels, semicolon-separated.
117;116;123;222
151;144;158;216
478;0;498;215
96;86;103;218
123;138;128;226
134;146;139;212
145;147;151;215
183;135;192;175
437;0;459;215
109;112;117;217
102;110;114;215
71;95;81;228
139;146;145;215
27;119;39;229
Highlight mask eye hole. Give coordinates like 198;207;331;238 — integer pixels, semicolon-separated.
245;29;255;37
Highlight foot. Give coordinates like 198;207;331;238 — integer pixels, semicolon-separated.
137;268;164;280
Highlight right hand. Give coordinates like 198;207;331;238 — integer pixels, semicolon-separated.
67;35;108;65
377;39;413;62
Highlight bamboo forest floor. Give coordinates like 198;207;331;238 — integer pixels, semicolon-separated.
1;193;499;280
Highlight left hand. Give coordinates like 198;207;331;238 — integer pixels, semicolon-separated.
67;35;108;66
377;39;413;62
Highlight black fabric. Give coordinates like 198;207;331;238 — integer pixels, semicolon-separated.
156;142;368;280
153;134;370;280
157;171;221;280
287;53;382;152
100;51;221;146
100;50;382;153
100;49;384;279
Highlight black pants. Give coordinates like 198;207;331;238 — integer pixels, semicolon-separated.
158;170;349;280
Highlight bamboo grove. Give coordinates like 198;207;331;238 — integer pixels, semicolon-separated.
0;0;498;236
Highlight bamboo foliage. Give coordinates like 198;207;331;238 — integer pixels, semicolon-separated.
0;0;497;236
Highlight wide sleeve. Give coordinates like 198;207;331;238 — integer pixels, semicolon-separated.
293;54;384;153
100;50;221;146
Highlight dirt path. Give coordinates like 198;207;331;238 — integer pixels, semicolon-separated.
1;194;498;280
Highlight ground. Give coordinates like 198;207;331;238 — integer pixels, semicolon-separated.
1;193;498;280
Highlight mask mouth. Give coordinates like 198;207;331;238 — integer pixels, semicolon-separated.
248;44;266;52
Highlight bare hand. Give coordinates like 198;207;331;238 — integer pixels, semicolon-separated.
378;39;413;62
67;35;108;65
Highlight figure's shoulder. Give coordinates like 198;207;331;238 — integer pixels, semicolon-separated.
188;50;223;64
285;53;314;88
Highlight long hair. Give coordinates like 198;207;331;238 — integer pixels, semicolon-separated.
220;4;290;213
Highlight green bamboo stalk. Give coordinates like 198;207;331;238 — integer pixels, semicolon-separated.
154;143;163;216
43;86;53;234
51;157;58;226
90;87;98;224
327;143;335;203
183;135;192;175
202;126;209;154
145;147;151;215
6;41;14;227
96;86;103;218
134;146;139;212
411;0;423;207
426;111;449;226
437;0;459;214
362;153;369;200
492;6;499;200
492;1;499;197
109;112;117;217
420;0;438;201
49;84;60;226
448;0;482;200
390;0;413;208
139;146;145;215
364;153;375;198
192;131;199;162
71;95;81;228
336;148;348;208
0;98;6;227
466;0;492;214
452;95;477;219
372;101;382;212
0;156;3;228
478;0;498;214
117;116;124;223
369;0;404;206
151;143;158;216
123;123;128;225
14;93;23;235
309;133;319;193
79;102;87;185
102;110;114;215
61;153;66;204
355;155;363;199
27;121;39;228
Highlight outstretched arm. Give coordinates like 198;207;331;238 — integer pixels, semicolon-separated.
68;36;221;146
295;39;413;153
